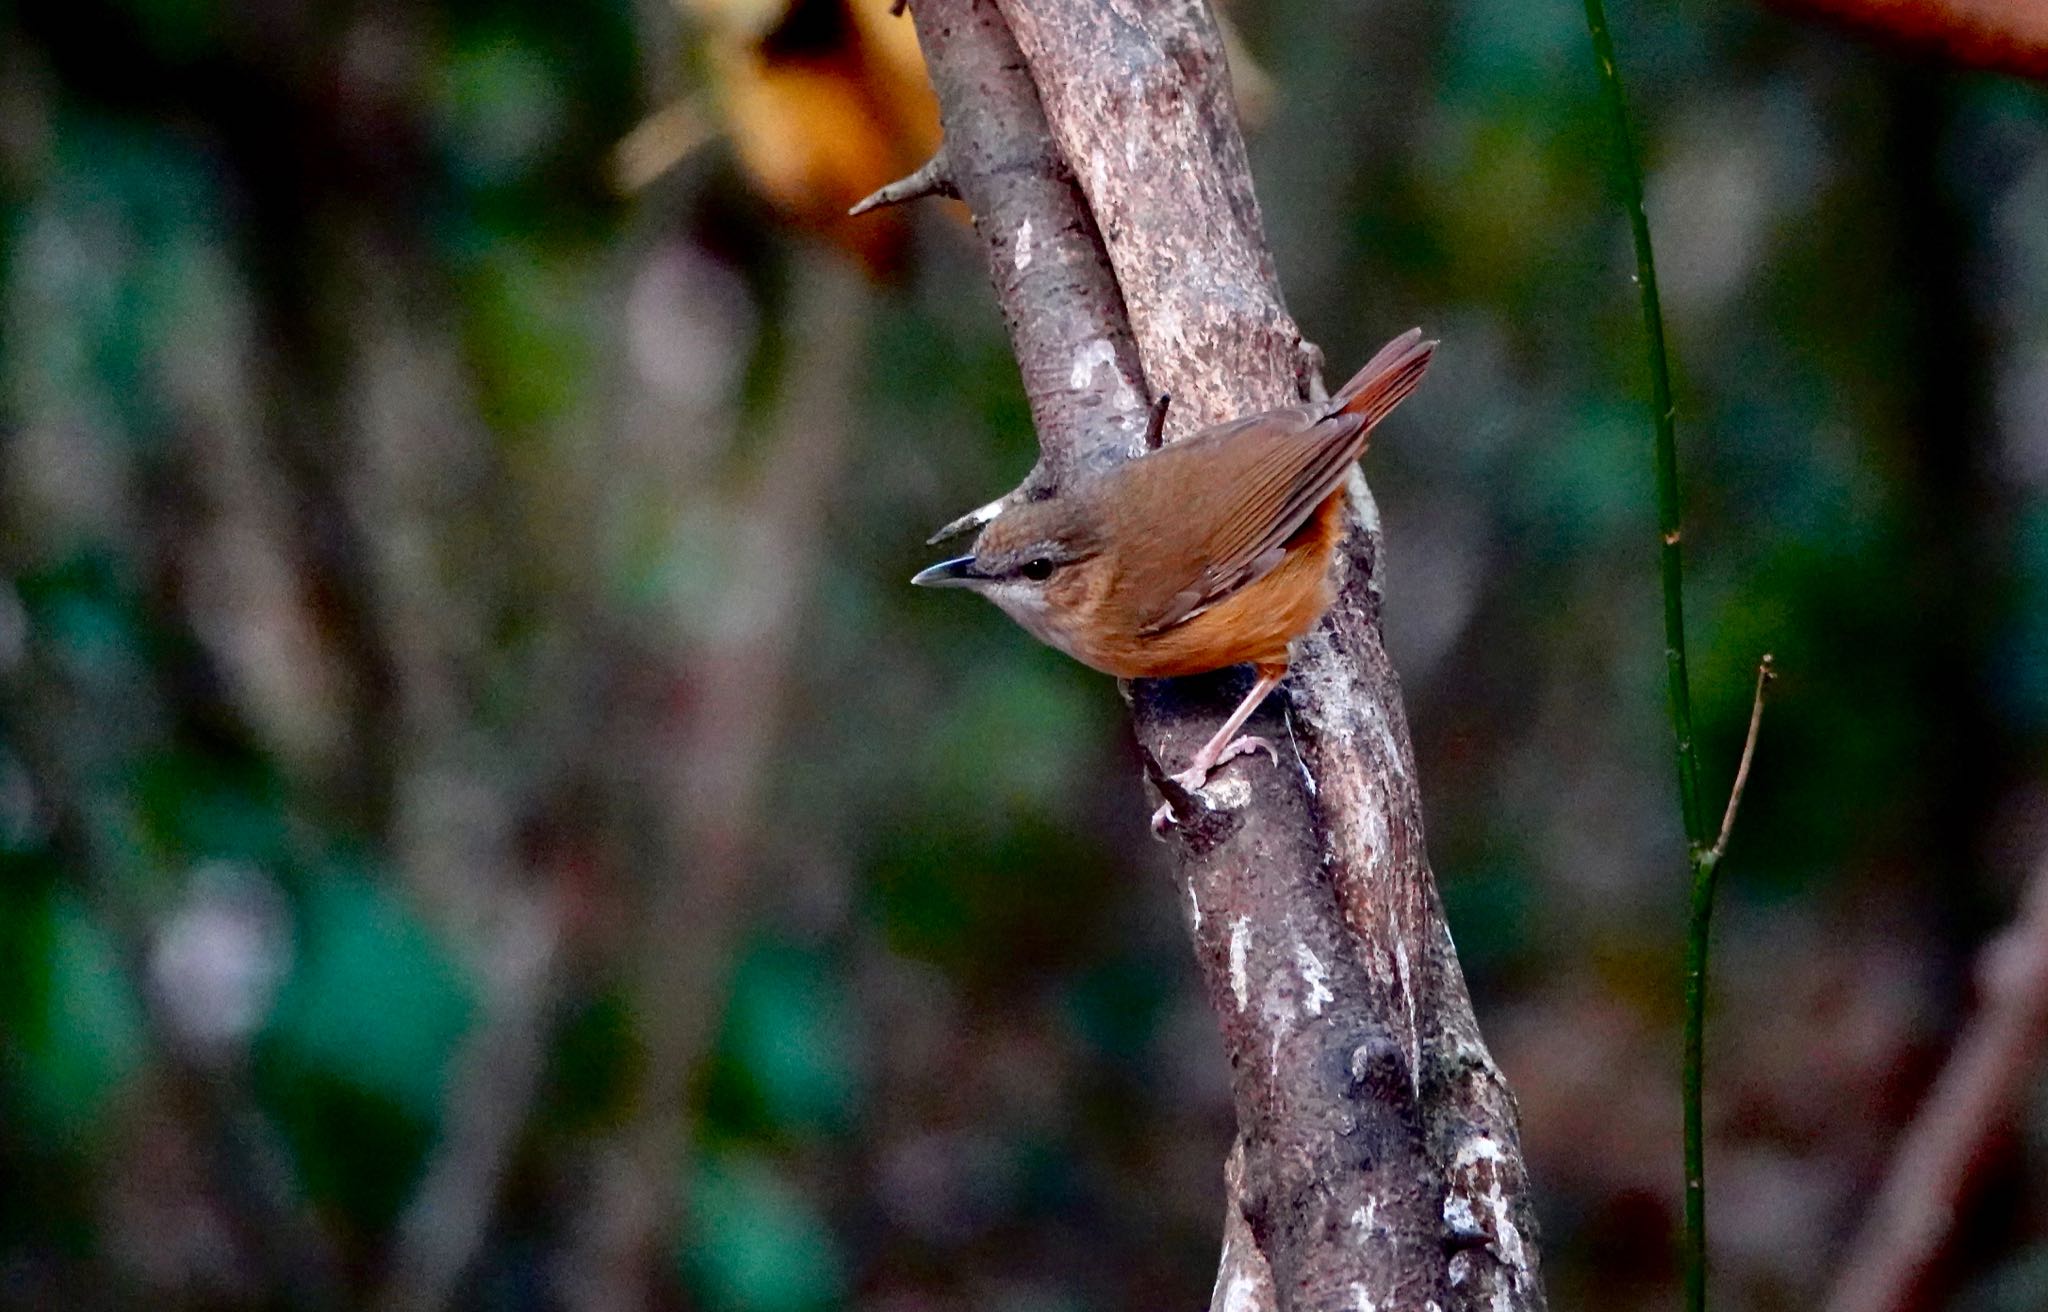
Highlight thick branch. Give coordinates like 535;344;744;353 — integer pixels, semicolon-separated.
909;3;1150;494
903;2;1544;1308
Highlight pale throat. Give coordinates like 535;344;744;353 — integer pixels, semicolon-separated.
987;584;1094;668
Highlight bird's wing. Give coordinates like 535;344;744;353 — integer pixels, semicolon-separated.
1120;332;1434;636
1122;404;1368;636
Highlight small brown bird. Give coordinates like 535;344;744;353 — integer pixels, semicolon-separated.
914;328;1435;826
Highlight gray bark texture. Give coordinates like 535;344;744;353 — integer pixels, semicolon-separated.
898;2;1547;1309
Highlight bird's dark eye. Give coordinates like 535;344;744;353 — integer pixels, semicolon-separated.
1020;557;1055;582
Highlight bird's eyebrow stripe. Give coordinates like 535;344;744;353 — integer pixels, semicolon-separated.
984;541;1062;570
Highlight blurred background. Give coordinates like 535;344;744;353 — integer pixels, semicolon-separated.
4;0;2048;1308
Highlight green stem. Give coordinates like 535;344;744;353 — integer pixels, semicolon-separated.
1578;0;1714;1309
1681;849;1717;1312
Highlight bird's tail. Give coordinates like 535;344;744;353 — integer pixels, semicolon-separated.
1327;327;1437;428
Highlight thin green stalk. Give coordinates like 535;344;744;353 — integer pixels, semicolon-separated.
1679;851;1716;1312
1580;0;1706;851
1577;1;1714;1309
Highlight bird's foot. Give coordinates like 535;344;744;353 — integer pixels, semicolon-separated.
1209;735;1280;772
1149;737;1282;834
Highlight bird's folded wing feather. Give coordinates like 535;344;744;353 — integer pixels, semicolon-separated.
1124;405;1370;635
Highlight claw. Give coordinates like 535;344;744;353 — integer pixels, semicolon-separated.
1150;736;1282;834
1151;765;1213;834
1212;735;1279;769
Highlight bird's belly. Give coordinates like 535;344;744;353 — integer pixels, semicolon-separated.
1077;545;1337;680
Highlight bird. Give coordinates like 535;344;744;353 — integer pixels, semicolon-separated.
913;328;1435;829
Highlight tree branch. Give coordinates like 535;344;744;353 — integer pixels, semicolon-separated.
1143;391;1172;452
847;148;958;215
899;2;1543;1307
559;252;871;1311
1825;858;2048;1312
1709;655;1776;863
377;891;563;1312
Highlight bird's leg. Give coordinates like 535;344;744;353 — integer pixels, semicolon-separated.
1152;670;1286;831
1177;671;1284;784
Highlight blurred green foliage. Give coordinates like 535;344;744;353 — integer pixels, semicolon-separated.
7;891;148;1147
681;1148;846;1312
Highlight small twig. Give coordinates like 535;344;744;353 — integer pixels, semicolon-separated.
925;492;1012;545
1826;859;2048;1312
847;148;957;216
890;0;908;14
1142;391;1172;450
1708;654;1776;863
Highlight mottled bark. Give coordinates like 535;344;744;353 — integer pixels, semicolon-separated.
900;2;1544;1310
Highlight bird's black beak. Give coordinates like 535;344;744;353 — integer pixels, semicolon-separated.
910;555;983;588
